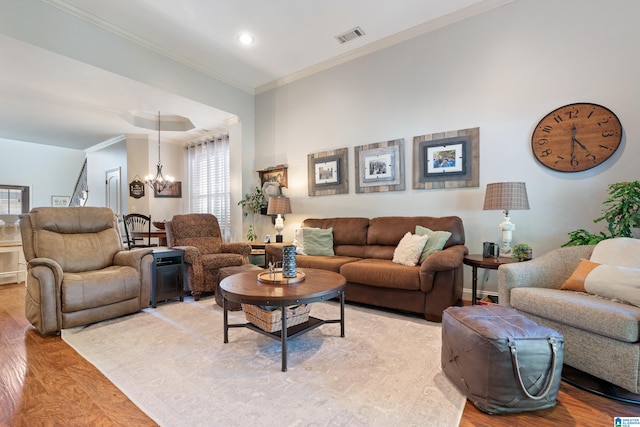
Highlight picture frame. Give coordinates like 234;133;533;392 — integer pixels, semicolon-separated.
308;147;349;196
314;158;340;185
51;195;70;207
258;165;288;188
154;181;182;198
355;139;405;193
412;127;479;190
425;141;466;176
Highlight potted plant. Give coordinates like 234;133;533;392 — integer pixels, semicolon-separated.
511;243;532;262
238;186;267;241
564;180;640;246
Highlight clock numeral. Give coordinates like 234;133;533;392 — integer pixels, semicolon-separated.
570;157;579;167
567;108;579;119
602;130;616;137
553;155;565;166
599;144;613;151
587;108;596;119
536;138;548;146
585;153;596;162
553;114;563;123
539;149;552;157
541;125;553;133
597;117;610;126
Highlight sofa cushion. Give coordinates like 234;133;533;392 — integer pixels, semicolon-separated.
392;232;428;266
510;287;640;343
62;266;141;312
295;255;361;272
340;259;421;291
562;258;640;307
301;227;335;256
415;225;452;263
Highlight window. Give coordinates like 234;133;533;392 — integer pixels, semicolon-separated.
0;185;29;215
186;135;231;240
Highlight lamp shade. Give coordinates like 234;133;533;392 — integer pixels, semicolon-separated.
267;196;292;215
483;182;530;212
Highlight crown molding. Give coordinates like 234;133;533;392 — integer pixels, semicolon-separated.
42;0;255;95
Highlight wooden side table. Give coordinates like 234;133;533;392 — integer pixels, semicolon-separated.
463;254;518;305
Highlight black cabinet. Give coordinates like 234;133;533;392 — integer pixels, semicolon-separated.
151;248;184;308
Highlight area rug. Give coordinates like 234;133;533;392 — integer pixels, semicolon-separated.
61;299;465;426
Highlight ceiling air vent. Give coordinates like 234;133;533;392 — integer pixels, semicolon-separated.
335;26;365;44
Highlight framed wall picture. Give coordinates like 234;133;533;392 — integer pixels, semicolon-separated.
258;165;288;188
51;195;70;207
308;148;349;196
154;182;182;198
355;138;405;193
424;140;466;176
412;127;479;190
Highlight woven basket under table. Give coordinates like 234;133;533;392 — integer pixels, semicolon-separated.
241;304;311;333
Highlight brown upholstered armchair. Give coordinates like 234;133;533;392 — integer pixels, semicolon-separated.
165;213;251;300
19;207;154;335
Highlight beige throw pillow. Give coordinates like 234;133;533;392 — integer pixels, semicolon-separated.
392;232;429;267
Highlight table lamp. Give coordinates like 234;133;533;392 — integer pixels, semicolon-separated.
267;196;292;243
483;182;530;256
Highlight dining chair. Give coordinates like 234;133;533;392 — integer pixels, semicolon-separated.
123;213;158;250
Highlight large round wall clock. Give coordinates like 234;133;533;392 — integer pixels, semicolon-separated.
531;102;622;172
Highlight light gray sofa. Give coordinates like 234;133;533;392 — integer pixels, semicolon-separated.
498;244;640;393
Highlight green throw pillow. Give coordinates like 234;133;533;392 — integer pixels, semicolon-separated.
302;227;335;256
415;225;452;264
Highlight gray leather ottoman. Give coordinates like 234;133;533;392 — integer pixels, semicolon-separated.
441;305;564;414
216;264;263;310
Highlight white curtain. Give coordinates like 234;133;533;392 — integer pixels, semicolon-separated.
186;135;231;241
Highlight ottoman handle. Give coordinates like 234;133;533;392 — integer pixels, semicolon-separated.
507;337;560;401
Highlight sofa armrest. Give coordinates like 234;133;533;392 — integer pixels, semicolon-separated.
420;244;467;273
498;245;595;307
265;242;291;265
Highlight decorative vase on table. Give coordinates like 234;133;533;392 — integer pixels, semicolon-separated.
282;245;297;278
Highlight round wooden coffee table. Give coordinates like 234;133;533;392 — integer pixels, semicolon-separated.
220;268;346;371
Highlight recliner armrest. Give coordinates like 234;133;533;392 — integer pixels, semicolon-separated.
114;248;153;271
171;245;200;265
221;242;252;258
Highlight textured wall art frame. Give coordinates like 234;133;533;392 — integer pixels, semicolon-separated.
412;127;479;190
355;138;405;193
154;182;182;198
308;147;349;196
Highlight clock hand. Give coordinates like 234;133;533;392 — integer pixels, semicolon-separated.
573;138;589;152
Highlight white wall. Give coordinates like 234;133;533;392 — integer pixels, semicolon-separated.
0;138;85;208
255;0;640;298
1;0;255;239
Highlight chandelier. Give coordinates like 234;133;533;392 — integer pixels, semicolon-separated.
145;111;175;192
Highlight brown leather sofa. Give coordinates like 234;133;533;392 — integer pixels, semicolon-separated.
20;207;154;335
266;216;467;322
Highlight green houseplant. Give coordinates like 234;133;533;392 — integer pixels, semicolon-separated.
563;180;640;246
511;243;532;262
238;186;267;241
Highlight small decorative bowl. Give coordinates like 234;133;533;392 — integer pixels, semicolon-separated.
152;221;166;230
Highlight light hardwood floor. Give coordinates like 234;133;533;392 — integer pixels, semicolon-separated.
1;283;639;426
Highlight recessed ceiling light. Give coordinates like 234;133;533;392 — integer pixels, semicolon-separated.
239;34;254;45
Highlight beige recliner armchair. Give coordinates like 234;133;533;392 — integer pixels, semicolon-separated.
20;207;154;335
